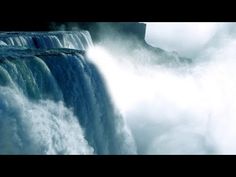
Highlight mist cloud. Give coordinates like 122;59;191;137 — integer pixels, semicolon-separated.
145;22;227;58
88;22;236;154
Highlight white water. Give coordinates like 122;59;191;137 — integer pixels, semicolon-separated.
0;86;94;154
88;32;236;154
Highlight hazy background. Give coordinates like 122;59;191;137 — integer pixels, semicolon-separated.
145;22;226;58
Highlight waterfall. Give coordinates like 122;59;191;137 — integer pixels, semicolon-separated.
0;31;136;154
